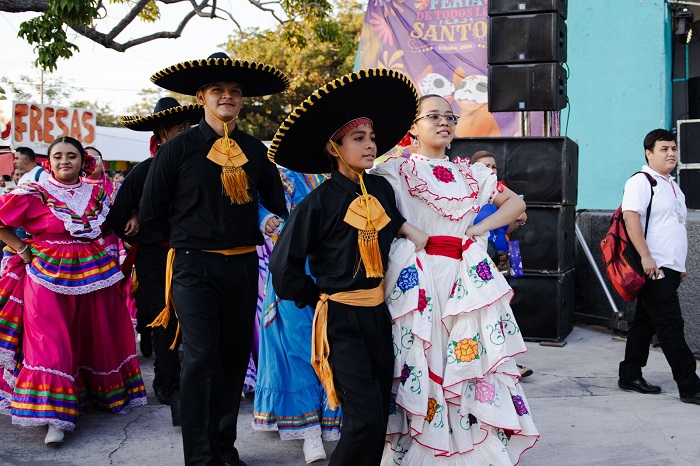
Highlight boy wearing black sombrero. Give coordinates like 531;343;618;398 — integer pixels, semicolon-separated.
268;68;427;465
109;97;203;427
140;53;288;466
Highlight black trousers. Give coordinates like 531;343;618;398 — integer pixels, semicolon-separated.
326;300;394;466
619;267;700;396
173;249;258;466
134;245;181;396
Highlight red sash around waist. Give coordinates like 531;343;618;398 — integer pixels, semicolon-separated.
424;235;474;259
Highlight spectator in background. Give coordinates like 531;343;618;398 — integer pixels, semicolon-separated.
84;147;116;201
471;150;532;379
113;171;126;184
0;174;10;194
14;146;49;186
11;168;24;185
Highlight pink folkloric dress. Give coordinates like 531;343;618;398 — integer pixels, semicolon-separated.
0;178;147;431
371;155;539;466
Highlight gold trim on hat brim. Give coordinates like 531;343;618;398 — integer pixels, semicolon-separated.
151;57;290;97
118;104;204;131
267;68;419;174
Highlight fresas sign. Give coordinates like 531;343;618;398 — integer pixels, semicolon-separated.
11;101;96;153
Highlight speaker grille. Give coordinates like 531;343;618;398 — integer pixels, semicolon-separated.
488;14;567;65
507;269;574;342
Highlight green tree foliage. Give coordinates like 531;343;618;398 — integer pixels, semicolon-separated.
3;0;339;72
225;0;365;140
123;88;197;117
71;100;121;127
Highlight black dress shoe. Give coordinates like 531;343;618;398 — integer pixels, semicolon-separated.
169;391;181;426
140;330;153;358
680;392;700;405
618;377;662;394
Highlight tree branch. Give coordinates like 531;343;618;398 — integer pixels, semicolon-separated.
0;0;48;13
68;10;198;52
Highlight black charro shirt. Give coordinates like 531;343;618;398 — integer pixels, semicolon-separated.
139;119;287;249
108;158;165;245
269;170;406;309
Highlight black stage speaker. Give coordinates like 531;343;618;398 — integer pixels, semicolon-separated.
687;77;700;119
488;14;567;64
678;169;700;209
447;137;578;205
488;0;567;18
508;204;575;273
507;268;574;342
678;119;700;164
488;63;567;112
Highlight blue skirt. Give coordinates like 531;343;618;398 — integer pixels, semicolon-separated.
252;271;342;441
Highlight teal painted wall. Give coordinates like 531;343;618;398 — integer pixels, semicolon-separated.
564;0;671;209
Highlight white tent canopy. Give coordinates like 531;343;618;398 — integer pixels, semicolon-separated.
94;126;151;162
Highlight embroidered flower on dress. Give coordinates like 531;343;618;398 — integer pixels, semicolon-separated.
400;363;411;385
426;397;438;422
397;265;419;291
417;288;428;312
468;413;478;425
432;165;455;183
512;395;528;416
474;380;496;403
476;260;493;281
454;338;479;363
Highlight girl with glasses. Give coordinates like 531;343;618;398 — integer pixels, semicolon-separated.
371;94;539;465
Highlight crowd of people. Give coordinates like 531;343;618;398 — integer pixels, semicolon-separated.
0;51;697;466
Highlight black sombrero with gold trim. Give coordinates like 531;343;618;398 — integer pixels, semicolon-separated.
150;52;290;97
118;97;204;132
268;68;418;174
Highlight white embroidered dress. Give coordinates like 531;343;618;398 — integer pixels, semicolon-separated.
371;154;538;466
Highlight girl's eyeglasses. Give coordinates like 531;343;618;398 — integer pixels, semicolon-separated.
414;113;460;125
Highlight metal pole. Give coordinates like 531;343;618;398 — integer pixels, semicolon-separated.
543;111;552;137
40;69;44;105
520;111;531;136
574;223;622;318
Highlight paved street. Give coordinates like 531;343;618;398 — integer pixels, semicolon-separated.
2;323;699;465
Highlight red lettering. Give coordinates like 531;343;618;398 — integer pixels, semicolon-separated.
56;109;69;136
82;111;95;144
29;105;42;143
70;111;82;141
43;107;55;143
13;103;28;142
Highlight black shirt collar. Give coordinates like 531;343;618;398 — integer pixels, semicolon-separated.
331;170;363;197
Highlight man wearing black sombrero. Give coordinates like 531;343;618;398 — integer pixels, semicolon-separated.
109;97;203;427
268;68;427;465
140;53;288;466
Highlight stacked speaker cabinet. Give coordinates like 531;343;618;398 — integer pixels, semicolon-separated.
448;137;579;342
676;119;700;209
487;0;568;112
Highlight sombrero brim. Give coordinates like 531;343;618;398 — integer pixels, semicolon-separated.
118;104;204;131
151;57;290;97
268;69;418;174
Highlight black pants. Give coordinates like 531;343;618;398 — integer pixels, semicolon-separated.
173;249;258;466
619;267;700;396
326;300;394;466
134;245;181;397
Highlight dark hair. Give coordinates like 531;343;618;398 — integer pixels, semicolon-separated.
417;94;450;113
471;150;497;163
643;129;675;161
1;174;11;181
84;146;103;160
15;146;36;162
47;137;86;160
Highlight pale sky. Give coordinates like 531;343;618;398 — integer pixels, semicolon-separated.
0;1;279;115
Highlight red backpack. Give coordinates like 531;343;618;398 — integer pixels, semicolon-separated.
600;172;656;301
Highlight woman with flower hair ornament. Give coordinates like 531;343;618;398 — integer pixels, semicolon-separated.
370;94;539;465
0;136;147;447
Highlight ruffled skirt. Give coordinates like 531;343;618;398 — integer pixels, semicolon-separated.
0;253;147;430
382;238;538;465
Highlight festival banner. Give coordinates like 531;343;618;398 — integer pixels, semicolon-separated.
11;101;96;154
356;0;541;141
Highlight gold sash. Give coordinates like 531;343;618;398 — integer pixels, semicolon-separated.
311;281;385;410
149;246;258;349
